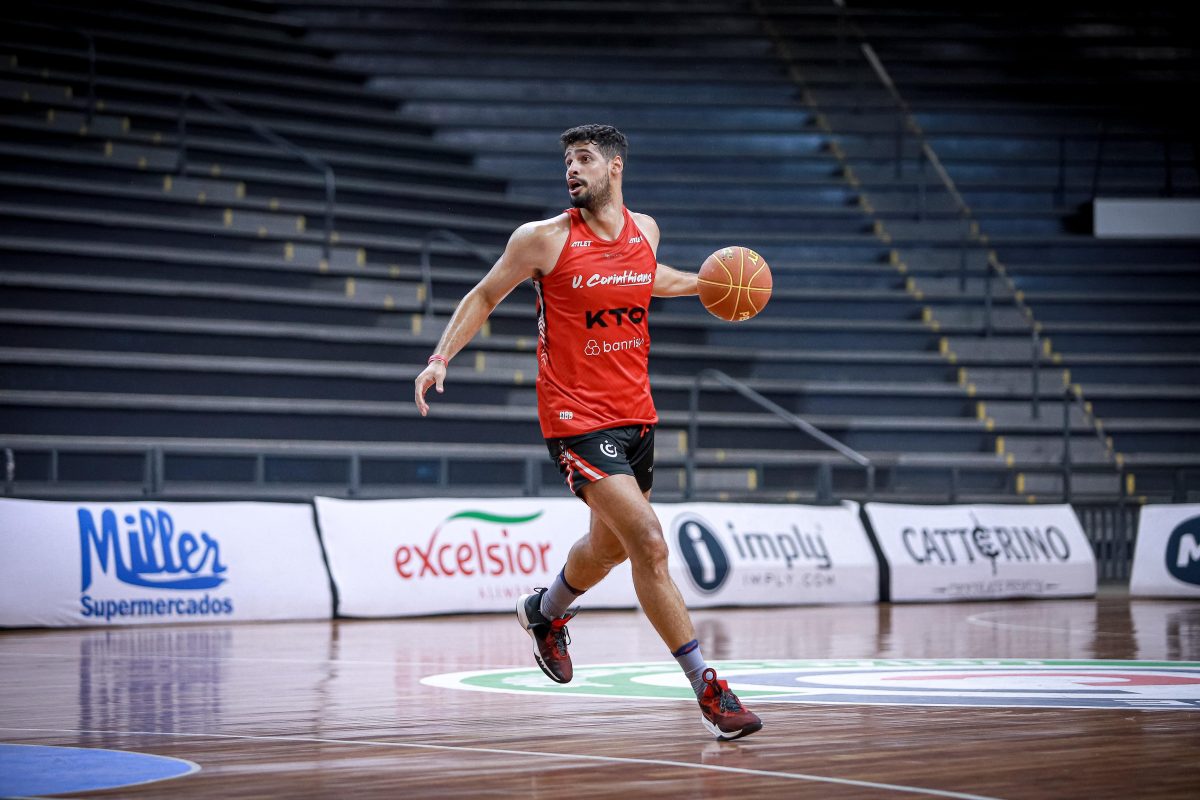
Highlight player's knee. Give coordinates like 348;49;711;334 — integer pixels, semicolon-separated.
630;531;670;574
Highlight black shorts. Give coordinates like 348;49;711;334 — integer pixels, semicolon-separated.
546;424;656;497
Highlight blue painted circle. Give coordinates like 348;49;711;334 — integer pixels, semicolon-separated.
0;743;198;796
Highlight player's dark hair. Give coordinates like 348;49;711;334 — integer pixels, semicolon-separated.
560;124;628;162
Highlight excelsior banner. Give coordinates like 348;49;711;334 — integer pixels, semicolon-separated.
1130;504;1200;598
314;497;878;617
0;498;333;627
864;503;1096;602
315;496;632;616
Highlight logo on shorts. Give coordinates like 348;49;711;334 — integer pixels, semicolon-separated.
600;440;619;458
673;513;731;593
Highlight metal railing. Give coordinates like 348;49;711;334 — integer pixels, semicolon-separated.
1060;386;1126;506
418;229;499;318
175;91;336;261
685;369;874;503
6;21;96;124
1057;124;1200;204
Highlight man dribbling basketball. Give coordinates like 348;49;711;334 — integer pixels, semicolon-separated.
413;124;762;741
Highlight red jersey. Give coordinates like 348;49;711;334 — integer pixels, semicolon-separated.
534;207;658;438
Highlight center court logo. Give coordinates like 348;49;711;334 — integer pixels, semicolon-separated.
1166;515;1200;586
421;659;1200;711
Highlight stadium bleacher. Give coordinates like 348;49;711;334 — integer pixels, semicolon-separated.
0;0;1196;512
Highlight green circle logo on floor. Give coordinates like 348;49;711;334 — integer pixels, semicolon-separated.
422;659;1200;711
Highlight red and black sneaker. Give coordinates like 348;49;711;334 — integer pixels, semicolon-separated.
698;667;763;741
516;588;576;684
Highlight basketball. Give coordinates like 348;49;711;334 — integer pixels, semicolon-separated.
696;246;772;322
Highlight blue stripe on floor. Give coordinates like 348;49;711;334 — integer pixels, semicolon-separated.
0;743;198;796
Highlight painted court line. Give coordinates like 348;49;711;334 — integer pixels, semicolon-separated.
0;726;1006;800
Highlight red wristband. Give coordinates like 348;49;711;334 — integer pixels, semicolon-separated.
427;354;448;367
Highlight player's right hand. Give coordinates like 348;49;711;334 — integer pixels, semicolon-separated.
414;362;446;417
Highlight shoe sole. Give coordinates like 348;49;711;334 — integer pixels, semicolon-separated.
701;714;764;741
516;593;571;684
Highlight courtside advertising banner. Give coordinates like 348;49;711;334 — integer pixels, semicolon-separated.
656;501;878;606
314;496;636;616
1130;504;1200;598
315;497;878;617
0;498;333;627
864;503;1096;602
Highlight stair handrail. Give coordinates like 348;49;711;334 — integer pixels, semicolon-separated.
858;42;970;219
1060;386;1124;503
418;229;500;318
174;91;336;261
685;369;874;502
6;20;96;124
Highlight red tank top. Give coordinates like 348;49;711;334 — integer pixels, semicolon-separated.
534;207;658;438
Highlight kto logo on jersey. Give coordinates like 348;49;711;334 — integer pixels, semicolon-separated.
585;306;646;328
1166;515;1200;586
423;659;1200;711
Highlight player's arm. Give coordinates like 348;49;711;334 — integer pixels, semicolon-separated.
632;212;699;297
414;221;555;416
652;262;699;297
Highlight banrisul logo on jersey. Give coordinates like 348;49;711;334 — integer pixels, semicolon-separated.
661;503;879;605
423;659;1200;711
78;507;234;623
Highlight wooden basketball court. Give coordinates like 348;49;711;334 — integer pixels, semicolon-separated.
2;591;1197;799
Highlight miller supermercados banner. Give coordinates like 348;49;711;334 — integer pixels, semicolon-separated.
315;497;878;617
0;498;333;627
864;502;1096;602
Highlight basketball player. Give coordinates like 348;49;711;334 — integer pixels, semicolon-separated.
414;124;762;741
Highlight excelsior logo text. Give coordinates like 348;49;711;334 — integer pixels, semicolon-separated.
394;510;552;580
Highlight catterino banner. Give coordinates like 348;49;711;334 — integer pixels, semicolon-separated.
0;498;333;627
864;503;1096;602
1130;504;1200;598
314;497;878;617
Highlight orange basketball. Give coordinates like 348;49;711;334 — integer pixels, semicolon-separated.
697;246;772;322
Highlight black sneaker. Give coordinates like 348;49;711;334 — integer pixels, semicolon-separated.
516;588;576;684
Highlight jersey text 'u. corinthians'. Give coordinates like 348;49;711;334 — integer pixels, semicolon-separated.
534;207;658;438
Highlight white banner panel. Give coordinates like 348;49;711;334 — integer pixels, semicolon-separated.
1130;504;1200;598
864;503;1096;602
315;496;634;617
315;497;877;617
657;501;878;607
0;498;332;627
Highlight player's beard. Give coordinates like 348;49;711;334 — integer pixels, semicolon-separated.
571;172;612;211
